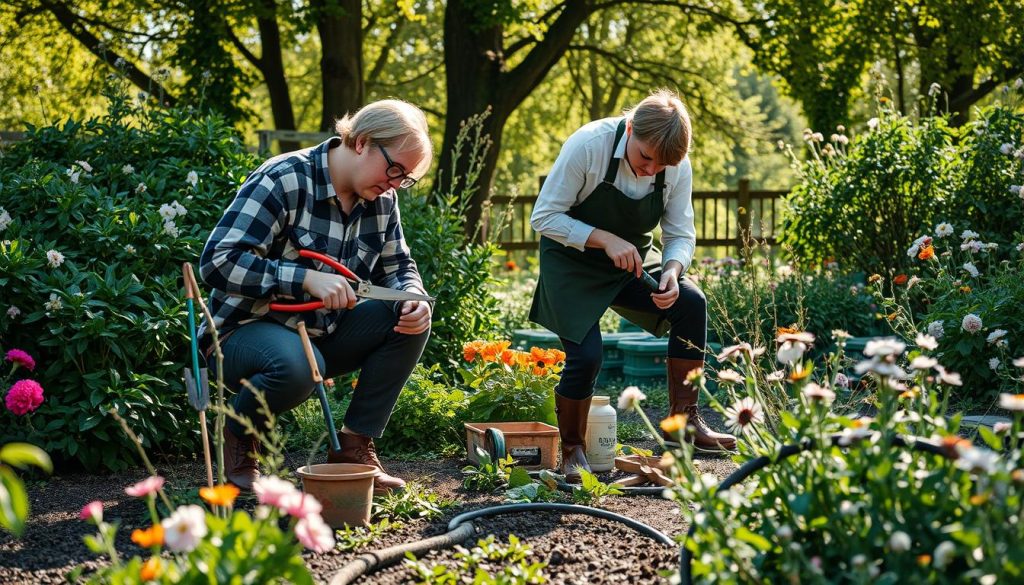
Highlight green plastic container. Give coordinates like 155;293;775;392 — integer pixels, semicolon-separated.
619;336;670;385
618;317;645;333
511;329;563;351
596;332;650;385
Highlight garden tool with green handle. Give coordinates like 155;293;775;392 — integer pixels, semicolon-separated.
296;321;342;452
182;262;214;488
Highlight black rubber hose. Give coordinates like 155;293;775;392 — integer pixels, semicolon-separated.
328;521;476;585
678;433;948;584
448;502;676;546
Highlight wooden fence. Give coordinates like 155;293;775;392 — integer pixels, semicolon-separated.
490;178;788;254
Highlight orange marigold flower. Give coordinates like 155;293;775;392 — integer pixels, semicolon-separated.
200;484;240;507
500;349;517;366
959;286;972;294
533;365;548;376
918;245;935;260
893;274;908;285
969;493;990;506
481;341;511;362
131;524;164;548
916;555;931;566
879;96;890;104
868;274;882;284
140;557;162;582
463;340;485;362
504;260;518;271
660;414;688;434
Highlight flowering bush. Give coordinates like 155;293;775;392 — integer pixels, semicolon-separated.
0;79;259;470
72;474;328;584
461;340;565;425
875;224;1024;396
377;364;470;457
780;81;1024;275
628;330;1024;583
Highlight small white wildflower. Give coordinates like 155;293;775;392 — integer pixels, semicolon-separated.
777;340;807;365
955;444;1000;474
723;397;765;435
136;182;147;194
989;358;1000;371
1000;143;1015;155
935;365;962;386
776;264;794;278
935;222;954;237
67;168;80;183
851;554;867;567
907;276;921;290
161;504;208;553
122;164;135;174
987;329;1007;344
961;229;979;241
963;262;980;277
854;358;907;378
928;82;942;96
961;314;983;333
717;369;745;384
44;293;62;311
867;117;879;130
186;170;199;188
617;386;646;412
124;244;136;254
766;370;786;382
163;221;180;238
776;525;793;540
1017;243;1024;252
933;541;956;569
171;200;187;217
915;333;939;351
910;355;937;370
863;338;906;357
46;249;65;268
0;208;11;232
802;383;835;404
74;160;92;173
927;321;945;339
961;240;983;254
6;306;20;319
994;421;1012;434
158;203;177;221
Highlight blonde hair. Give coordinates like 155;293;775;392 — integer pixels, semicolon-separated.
334;99;433;176
624;89;692;166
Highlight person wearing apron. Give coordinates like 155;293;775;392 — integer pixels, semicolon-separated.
529;90;736;481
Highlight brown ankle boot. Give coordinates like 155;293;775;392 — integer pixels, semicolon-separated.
666;358;737;453
222;427;261;491
555;394;592;483
328;432;406;495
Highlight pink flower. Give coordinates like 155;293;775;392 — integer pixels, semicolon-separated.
294;514;335;553
125;476;166;497
4;379;44;415
4;349;35;371
80;500;103;523
278;491;322;519
253;476;298;508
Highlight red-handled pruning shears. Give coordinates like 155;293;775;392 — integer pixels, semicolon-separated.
269;249;434;312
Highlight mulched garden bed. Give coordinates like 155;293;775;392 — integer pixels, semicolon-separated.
0;445;737;584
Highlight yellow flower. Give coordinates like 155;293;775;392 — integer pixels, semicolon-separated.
660;414;689;435
131;524;164;548
969;493;989;506
959;285;972;294
887;312;899;322
916;554;932;566
788;367;811;382
200;484;240;507
140;557;162;582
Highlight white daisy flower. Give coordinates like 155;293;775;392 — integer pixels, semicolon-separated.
159;203;177;221
617;386;646;412
723;397;764;435
934;366;963;386
717;369;745;384
124;244;136;254
186;170;199;188
910;356;937;370
935;222;954;237
863;338;906;357
915;333;938;350
802;383;835;404
161;504;208;553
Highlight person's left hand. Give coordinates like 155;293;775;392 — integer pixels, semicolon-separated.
395;300;432;334
651;268;681;309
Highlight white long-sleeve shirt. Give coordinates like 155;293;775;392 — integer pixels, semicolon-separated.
530;117;697;271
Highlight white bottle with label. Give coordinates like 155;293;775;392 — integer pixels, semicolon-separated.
585;395;617;472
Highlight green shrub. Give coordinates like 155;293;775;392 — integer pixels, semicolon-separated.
377;365;468;457
0;82;258;471
875;226;1024;398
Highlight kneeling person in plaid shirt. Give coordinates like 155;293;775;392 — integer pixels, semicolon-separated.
198;100;433;493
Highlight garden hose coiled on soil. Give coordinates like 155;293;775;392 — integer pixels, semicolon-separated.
329;503;676;585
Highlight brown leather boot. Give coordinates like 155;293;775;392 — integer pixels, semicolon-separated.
665;358;737;453
222;427;261;491
555;393;592;483
328;432;406;495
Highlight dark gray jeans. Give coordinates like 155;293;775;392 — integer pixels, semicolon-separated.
218;300;430;439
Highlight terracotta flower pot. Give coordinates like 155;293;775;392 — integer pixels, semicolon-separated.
296;463;376;527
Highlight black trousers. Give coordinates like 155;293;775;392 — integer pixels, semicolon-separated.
555;273;706;400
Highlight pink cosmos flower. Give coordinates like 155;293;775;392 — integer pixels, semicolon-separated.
4;379;44;415
125;476;166;497
80;500;103;523
294;514;335;553
253;476;298;508
4;349;35;371
278;491;323;520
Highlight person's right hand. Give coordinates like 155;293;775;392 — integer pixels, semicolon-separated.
598;231;643;277
302;270;357;310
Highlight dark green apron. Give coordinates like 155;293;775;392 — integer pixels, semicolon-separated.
529;119;670;344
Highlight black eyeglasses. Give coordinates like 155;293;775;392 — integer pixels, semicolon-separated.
377;144;418;189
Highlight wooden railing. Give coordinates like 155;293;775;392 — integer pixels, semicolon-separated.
489;178;788;254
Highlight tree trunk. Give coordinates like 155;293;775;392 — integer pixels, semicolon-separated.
437;0;592;240
315;0;364;131
256;0;300;151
